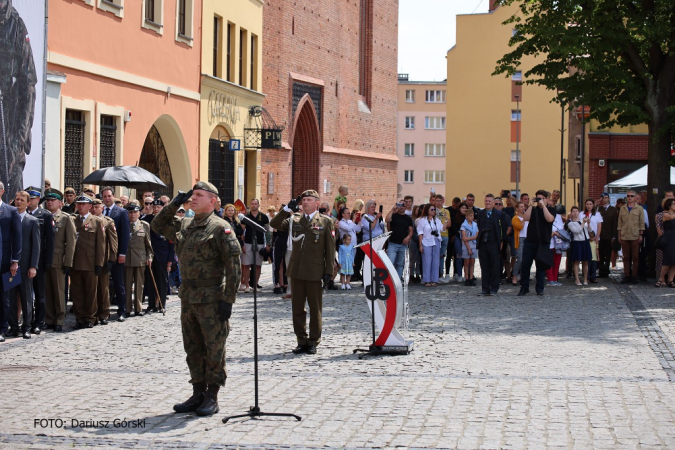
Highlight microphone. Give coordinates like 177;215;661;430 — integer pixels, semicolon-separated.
362;215;373;224
238;213;267;234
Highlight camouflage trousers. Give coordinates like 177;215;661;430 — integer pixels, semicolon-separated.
181;297;230;386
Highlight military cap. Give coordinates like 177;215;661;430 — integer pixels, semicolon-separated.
192;181;218;195
44;188;63;201
92;198;103;205
126;203;142;212
300;189;320;199
64;187;76;195
152;199;165;206
25;186;42;198
75;195;93;204
83;187;96;195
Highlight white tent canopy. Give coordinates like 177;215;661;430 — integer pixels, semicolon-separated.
606;165;675;191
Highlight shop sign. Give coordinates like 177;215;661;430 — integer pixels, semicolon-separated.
208;90;240;126
261;129;283;149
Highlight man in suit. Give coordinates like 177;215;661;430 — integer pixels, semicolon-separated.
43;188;76;332
148;199;173;312
101;186;130;322
71;195;105;329
25;186;55;334
91;198;118;325
597;193;618;277
8;190;39;339
476;194;510;296
0;181;22;341
270;190;336;355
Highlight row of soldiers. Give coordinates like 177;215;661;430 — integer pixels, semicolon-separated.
0;185;173;341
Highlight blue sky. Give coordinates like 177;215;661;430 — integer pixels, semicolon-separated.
398;0;489;82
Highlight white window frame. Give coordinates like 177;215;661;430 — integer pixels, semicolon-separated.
511;150;521;162
404;143;415;157
424;116;446;130
405;90;415;103
98;0;124;18
511;110;522;121
175;0;195;47
424;170;445;184
404;170;414;183
404;116;415;129
425;90;446;103
512;71;522;81
425;143;445;157
141;0;164;35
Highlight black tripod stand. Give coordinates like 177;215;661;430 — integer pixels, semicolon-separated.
223;230;301;423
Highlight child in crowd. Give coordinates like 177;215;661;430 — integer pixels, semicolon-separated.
338;234;355;289
332;185;349;218
461;209;478;286
589;230;598;283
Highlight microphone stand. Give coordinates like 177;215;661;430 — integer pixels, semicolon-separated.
223;222;301;423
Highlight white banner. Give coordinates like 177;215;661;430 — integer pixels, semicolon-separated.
0;0;45;201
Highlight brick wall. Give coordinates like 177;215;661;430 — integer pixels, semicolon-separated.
588;133;648;199
260;0;399;210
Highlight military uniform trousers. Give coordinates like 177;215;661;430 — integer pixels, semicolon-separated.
149;259;169;310
45;267;67;326
290;278;323;346
69;269;98;325
96;268;112;321
125;266;145;314
180;294;230;386
32;267;47;328
9;271;34;332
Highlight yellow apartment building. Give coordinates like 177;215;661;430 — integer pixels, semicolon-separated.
200;0;265;204
446;2;575;207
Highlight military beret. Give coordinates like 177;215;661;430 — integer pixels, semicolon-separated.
64;187;76;195
44;188;63;201
126;203;142;212
300;190;320;199
25;186;42;198
83;187;95;195
75;195;93;204
152;199;165;206
192;181;219;195
92;198;103;205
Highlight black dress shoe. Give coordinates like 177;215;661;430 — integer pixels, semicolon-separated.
282;286;288;293
589;279;598;284
118;315;126;322
273;286;282;294
43;323;54;330
517;289;529;296
99;319;108;325
73;322;84;330
54;325;63;332
479;291;492;296
22;331;31;339
6;328;19;337
31;327;41;335
536;291;544;296
135;311;145;317
620;277;631;284
85;322;93;328
306;345;317;355
0;334;4;342
292;345;308;354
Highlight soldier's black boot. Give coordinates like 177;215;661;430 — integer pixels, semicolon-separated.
173;382;206;413
195;384;220;416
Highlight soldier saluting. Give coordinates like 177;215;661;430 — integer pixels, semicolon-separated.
151;182;241;417
270;190;336;355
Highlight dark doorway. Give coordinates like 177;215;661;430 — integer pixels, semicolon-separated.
208;138;235;204
139;125;174;199
292;100;321;196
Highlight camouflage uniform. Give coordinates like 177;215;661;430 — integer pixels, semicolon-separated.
151;186;241;387
0;0;37;202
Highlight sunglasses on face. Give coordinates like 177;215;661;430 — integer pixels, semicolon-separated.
627;195;635;197
145;202;152;205
495;203;503;206
429;208;436;212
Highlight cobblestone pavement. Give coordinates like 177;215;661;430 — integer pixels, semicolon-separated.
3;262;675;449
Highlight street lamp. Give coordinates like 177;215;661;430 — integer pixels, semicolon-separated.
515;94;520;197
556;88;565;204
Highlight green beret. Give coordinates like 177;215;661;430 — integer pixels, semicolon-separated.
44;188;63;201
300;190;320;199
192;181;219;195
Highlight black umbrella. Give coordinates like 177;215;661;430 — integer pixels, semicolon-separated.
82;165;167;191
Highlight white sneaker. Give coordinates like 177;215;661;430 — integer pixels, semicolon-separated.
340;284;345;290
459;276;465;283
346;284;352;290
440;275;450;283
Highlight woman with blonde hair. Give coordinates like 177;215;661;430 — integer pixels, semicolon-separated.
350;199;366;281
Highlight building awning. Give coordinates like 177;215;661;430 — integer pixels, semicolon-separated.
606;165;675;191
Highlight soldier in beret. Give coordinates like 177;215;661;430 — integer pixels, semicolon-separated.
43;189;76;332
124;203;153;317
71;195;105;329
61;187;77;214
151;181;241;417
270;189;336;355
91;198;117;324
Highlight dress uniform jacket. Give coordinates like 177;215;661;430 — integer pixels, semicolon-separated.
71;214;105;325
45;210;76;326
126;220;153;267
96;215;118;321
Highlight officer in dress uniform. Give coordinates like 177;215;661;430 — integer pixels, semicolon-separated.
148;199;174;312
125;203;153;317
71;195;105;329
43;189;76;332
151;182;241;417
270;190;336;355
91;198;117;325
25;186;54;333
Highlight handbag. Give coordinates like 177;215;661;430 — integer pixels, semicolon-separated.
535;244;554;270
656;232;669;250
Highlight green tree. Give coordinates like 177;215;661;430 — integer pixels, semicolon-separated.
494;0;675;213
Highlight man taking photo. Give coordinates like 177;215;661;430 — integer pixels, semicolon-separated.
385;200;414;280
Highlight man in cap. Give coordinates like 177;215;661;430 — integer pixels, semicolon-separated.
151;181;241;417
25;186;54;333
270;190;336;355
62;187;76;214
43;188;76;332
91;198;117;325
100;186;130;322
597;192;618;278
7;190;38;339
0;180;21;341
124;203;153;317
148;198;174;312
71;194;105;329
